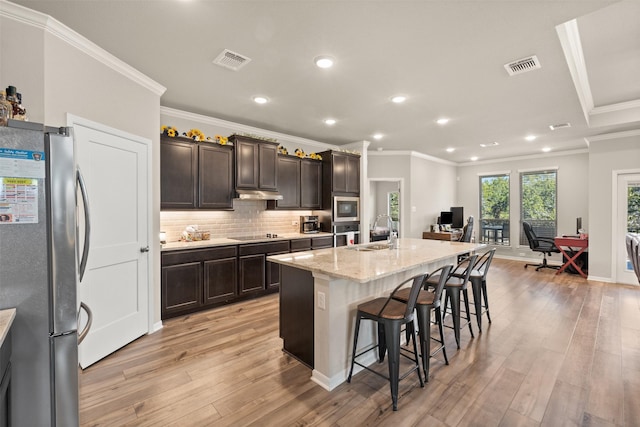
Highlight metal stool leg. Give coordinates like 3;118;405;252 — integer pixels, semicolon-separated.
435;306;449;365
470;277;483;332
482;279;492;323
462;287;474;338
446;287;461;349
384;321;401;411
347;313;362;382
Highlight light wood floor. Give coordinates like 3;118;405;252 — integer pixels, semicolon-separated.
79;259;640;426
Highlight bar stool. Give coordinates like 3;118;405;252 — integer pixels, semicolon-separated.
347;273;427;411
430;254;478;349
460;248;495;332
392;265;453;382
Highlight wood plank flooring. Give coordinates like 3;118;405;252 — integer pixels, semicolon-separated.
79;259;640;426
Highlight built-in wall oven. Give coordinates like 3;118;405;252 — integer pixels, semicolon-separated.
333;196;360;223
333;223;360;247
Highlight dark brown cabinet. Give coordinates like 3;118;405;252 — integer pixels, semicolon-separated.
231;135;278;191
321;150;360;196
0;330;11;427
161;246;238;319
239;241;290;293
268;156;322;210
312;235;334;249
161;135;233;210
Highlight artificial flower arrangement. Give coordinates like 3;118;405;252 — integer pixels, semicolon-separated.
308;152;322;160
278;145;288;155
161;125;179;137
183;128;206;141
214;135;228;145
294;148;305;158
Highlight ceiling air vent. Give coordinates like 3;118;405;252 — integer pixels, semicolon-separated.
504;55;541;76
549;122;571;130
213;49;251;71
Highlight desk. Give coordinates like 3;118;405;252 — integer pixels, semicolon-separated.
554;236;589;278
422;231;460;241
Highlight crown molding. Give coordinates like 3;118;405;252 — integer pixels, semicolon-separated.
584;128;640;143
368;150;456;166
160;106;338;150
0;0;166;96
556;18;640;128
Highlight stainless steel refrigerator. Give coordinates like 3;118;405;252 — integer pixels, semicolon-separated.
0;120;91;426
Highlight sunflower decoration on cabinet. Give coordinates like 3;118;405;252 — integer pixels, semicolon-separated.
161;125;179;137
278;145;288;155
183;128;206;141
294;148;305;158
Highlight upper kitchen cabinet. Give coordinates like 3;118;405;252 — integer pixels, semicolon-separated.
267;156;322;210
320;150;360;195
230;135;278;191
161;135;234;210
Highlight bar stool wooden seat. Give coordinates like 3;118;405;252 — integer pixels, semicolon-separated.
392;265;453;382
347;274;427;411
428;254;478;349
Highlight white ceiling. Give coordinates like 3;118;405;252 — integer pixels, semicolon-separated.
11;0;640;163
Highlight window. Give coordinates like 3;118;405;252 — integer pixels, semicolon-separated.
388;191;400;236
628;182;640;233
479;174;510;245
520;170;557;245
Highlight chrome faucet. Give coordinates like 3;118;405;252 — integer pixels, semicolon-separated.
373;214;397;248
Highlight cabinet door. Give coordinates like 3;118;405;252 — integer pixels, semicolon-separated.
301;160;322;208
239;254;265;294
276;156;300;208
161;138;197;209
199;144;233;209
203;257;237;304
161;262;202;318
235;140;259;189
267;250;289;289
346;155;360;193
332;153;348;193
259;143;278;190
312;236;334;249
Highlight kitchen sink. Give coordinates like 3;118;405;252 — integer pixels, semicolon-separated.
346;243;392;251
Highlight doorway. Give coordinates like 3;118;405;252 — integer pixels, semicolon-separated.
614;171;640;285
369;179;403;241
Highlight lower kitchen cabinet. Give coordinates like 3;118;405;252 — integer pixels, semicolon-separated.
161;236;331;319
161;246;238;319
0;329;11;427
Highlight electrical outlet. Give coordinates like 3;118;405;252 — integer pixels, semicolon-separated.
317;291;326;310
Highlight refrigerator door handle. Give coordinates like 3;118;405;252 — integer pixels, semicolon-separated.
78;302;93;345
77;167;91;282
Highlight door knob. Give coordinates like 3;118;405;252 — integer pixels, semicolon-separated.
140;246;150;253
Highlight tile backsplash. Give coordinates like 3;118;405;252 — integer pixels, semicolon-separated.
160;200;315;242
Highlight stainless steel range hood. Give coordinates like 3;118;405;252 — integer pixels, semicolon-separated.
235;189;283;201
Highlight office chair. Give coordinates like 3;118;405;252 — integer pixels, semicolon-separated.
523;221;560;271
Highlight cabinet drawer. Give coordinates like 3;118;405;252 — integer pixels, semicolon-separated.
162;246;237;266
291;238;312;252
312;236;334;249
239;241;290;256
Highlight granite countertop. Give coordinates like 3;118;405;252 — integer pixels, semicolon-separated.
0;308;16;346
161;232;333;252
267;238;485;284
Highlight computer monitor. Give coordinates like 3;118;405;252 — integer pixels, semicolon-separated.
439;211;453;225
451;207;464;229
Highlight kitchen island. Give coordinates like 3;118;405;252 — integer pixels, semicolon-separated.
267;238;484;391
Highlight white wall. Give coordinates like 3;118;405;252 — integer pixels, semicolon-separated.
1;2;164;325
456;150;589;262
368;151;457;238
588;130;640;281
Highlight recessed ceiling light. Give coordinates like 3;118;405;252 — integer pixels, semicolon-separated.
470;156;479;161
253;96;269;104
373;133;383;140
542;147;552;153
525;135;536;142
436;118;449;125
391;95;407;103
324;118;336;126
446;147;455;153
314;55;335;69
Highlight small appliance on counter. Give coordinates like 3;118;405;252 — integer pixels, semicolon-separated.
300;215;320;233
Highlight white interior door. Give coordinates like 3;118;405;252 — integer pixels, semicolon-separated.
615;173;640;285
71;116;151;368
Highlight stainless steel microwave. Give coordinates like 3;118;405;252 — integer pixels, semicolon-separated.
333;196;360;222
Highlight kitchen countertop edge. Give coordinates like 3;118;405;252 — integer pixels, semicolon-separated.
0;308;16;347
161;232;334;252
